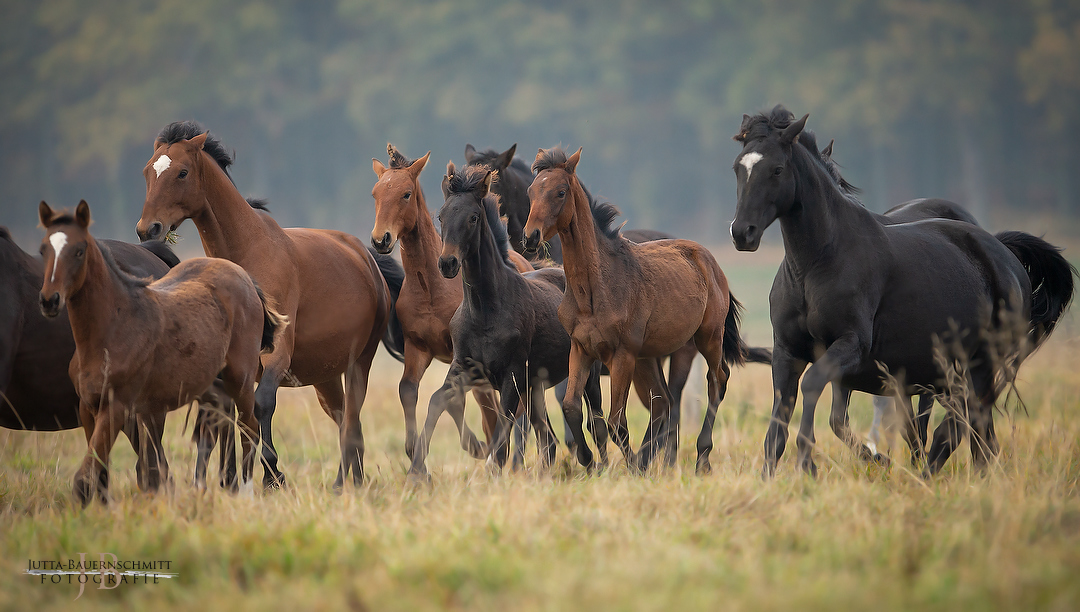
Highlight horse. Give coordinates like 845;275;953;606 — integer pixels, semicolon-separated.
729;106;1075;476
136;121;402;489
1;223;240;488
819;139;980;462
465;144;714;466
524;147;756;474
405;163;606;476
38;200;285;505
370;143;535;462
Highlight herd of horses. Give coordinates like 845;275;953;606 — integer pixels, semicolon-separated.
1;105;1075;506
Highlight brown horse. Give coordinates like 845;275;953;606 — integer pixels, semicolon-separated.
39;200;284;505
524;147;751;473
136;121;395;489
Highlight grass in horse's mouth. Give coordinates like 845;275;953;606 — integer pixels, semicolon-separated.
165;230;180;244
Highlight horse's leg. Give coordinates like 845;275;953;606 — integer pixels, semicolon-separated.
553;379;578;457
763;350;809;478
399;342;434;460
313;379;346;490
583;363;608;469
926;402;966;476
631;358;672;471
73;398;124;507
528;382;558;468
341;348;377;488
254;360;288;489
825;383;875;466
217;395;237;491
473;388;500;451
606;351;639;470
867;392;889;455
693;327;730;475
557;344;599;471
797;336;867;477
408;363;468;477
192;401;215;490
968;367;999;474
222;365;260;495
893;393;924;467
144;410;170;493
665;344;695;467
915;393;934;452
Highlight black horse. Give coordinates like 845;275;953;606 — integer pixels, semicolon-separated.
406;163;607;476
0;224;237;487
730;106;1075;476
819;140;982;463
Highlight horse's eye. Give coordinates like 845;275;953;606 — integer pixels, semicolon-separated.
178;169;188;179
773;166;783;176
403;192;411;200
557;190;566;198
39;244;46;255
74;247;85;259
469;214;479;225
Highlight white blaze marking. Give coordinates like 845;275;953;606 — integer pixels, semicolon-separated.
48;232;68;282
740;152;764;180
153;154;172;178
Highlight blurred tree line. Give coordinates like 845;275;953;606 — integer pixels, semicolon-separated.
1;0;1077;246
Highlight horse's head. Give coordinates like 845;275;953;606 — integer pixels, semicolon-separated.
38;200;93;318
137;128;211;242
729;109;808;251
370;144;430;254
524;146;581;253
437;162;494;279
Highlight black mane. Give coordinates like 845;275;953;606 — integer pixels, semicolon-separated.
156;121;234;177
387;144;414;170
246;197;270;212
446;166;513;265
532;147;623;243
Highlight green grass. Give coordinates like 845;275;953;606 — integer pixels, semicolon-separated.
3;251;1079;610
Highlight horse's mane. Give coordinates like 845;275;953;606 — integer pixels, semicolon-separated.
387;144;415;170
446;166;513;266
246;197;270;212
819;151;862;200
157;121;234;177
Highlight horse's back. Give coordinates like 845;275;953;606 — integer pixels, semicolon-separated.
883;198;979;226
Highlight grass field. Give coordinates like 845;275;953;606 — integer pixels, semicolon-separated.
2;247;1079;611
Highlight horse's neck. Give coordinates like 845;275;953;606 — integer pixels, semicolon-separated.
498;175;530;239
780;157;877;271
556;184;608;309
192;157;277;263
66;239;136;361
398;188;446;282
461;219;515;313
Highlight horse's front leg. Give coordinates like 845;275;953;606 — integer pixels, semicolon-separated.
606;350;639;470
828;384;875;462
528;380;558;469
763;349;808;478
558;344;599;471
408;362;469;478
796;334;866;477
399;342;434;460
632;357;672;472
74;398;125;507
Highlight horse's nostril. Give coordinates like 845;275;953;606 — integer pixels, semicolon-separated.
382;232;391;245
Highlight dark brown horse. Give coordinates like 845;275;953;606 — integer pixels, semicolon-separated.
1;224;239;488
136;121;396;489
39;200;284;505
524;147;754;473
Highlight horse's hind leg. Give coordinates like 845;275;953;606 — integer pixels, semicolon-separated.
606;351;639;470
341;348;377;488
968;368;1000;473
409;363;469;477
528;382;558;468
217;396;237;490
222;367;260;494
926;404;965;476
142;411;170;493
694;340;730;476
894;394;924;467
665;343;696;467
192;401;216;490
254;363;287;489
554;379;578;457
314;379;347;489
797;335;866;477
915;393;934;452
827;385;875;464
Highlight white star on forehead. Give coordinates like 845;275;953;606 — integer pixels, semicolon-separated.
740;152;764;180
153;155;172;178
48;232;68;282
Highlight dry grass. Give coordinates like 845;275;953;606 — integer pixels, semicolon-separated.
2;256;1079;610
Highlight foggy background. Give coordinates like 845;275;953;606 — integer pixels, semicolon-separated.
2;0;1078;252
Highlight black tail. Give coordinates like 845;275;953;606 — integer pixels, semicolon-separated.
722;294;749;367
996;231;1077;348
255;285;288;354
744;346;772;364
138;239;181;268
369;247;406;363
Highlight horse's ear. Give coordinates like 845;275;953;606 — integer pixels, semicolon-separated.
464;144;477;163
781;114;809;146
565;147;582;174
480;169;495;197
822;139;834;158
442;160;455;199
38;201;56;227
188;131;209;150
445;160;456;179
75;200;91;229
496;144;517;169
410;151;431;177
372;158;387;178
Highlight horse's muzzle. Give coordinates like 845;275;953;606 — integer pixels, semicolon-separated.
438;255;460;279
137;221;164;242
730;221;761;252
371;232;394;254
39;292;61;318
523;229;543;253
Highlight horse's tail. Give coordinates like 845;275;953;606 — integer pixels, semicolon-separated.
255;284;289;355
368;247;406;363
722;294;748;367
138;239;181;268
995;231;1077;348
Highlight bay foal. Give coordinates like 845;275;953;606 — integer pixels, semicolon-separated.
39;201;284;505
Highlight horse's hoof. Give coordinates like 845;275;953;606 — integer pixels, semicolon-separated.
871;452;891;467
696;458;712;476
72;480;93;508
263;472;287;490
406;468;432;487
